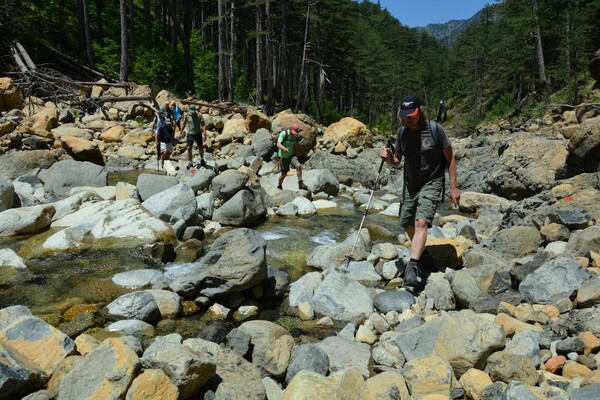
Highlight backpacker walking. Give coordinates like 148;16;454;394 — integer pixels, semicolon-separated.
156;114;175;163
276;123;308;190
380;95;460;293
180;104;207;169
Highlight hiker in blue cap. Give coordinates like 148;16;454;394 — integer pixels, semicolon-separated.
380;95;460;293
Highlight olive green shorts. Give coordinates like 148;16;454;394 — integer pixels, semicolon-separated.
399;178;444;227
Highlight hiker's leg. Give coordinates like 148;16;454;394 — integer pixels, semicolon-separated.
411;178;443;261
410;218;428;261
278;172;285;188
295;162;302;181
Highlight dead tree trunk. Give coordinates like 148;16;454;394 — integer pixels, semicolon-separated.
119;0;129;81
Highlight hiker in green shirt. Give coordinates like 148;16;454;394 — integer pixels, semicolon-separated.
276;123;308;191
180;104;207;169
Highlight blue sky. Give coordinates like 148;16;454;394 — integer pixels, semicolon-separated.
369;0;494;28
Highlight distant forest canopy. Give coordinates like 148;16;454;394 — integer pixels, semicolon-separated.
1;0;600;131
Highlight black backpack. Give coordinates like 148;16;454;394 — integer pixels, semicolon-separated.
397;120;447;200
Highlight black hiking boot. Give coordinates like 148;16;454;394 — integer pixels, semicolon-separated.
199;159;208;168
404;260;425;293
277;184;283;190
186;162;193;170
298;180;308;190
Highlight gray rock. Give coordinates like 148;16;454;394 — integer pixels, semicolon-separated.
373;290;415;314
288;271;322;308
519;255;589;304
170;228;268;298
424;275;456;311
504;330;541;366
142;183;197;224
225;328;252;358
566;225;600;257
212;187;270;226
345;261;381;287
262;265;289;298
487;225;543;260
571;384;600;400
301;169;340;196
312;270;373;323
315;336;371;378
186;168;217;193
285;344;329;384
503;381;544;400
548;209;593;230
42;160;107;197
106;320;155;338
136;173;178;201
485;351;538;386
183;338;265;400
237;320;294;378
394;315;448;361
372;338;405;368
0;343;45;399
0;176;14;211
0;305;33;330
577;275;600;307
111;269;170;289
211;170;249;200
105;291;161;323
196;192;214;220
0;150;56;180
140;334;216;399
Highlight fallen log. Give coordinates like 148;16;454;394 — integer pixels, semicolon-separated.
95;95;153;103
15;41;37;71
181;100;247;114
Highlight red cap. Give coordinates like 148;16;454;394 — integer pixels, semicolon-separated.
290;123;300;133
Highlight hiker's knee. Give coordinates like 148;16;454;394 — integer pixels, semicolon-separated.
415;219;428;231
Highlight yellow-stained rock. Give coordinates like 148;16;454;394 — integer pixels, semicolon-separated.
0;77;23;110
365;370;410;400
579;331;600;355
74;333;100;356
562;360;593;379
323;117;371;148
60;136;104;165
100;126;126;143
125;369;179;400
283;370;339;400
246;106;271;133
458;368;493;400
494;313;543;337
46;355;83;395
330;367;374;400
32;107;59;131
401;354;454;398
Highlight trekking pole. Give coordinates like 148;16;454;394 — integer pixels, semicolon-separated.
344;139;395;269
156;136;161;175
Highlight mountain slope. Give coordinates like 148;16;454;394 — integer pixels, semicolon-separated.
421;10;484;47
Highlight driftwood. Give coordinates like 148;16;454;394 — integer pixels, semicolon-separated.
95;95;153;103
551;102;600;109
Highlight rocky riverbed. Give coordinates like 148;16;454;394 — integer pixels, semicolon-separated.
1;77;600;399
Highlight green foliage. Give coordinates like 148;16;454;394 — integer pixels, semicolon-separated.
321;100;343;126
487;92;515;121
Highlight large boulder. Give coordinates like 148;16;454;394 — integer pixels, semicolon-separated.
0;77;22;111
246;106;271;133
169;228;268;298
0;150;56;180
311;270;373;323
60;136;104;166
136;173;178;201
237;320;294;378
50;125;94;141
211;170;249;200
271;110;318;158
566;116;600;173
212;187;271;226
142;183;197;224
323;117;372;148
42;160;107;197
0;204;55;237
301;169;340;196
485;133;568;200
0;177;14;211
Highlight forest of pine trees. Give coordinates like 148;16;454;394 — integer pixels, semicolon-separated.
1;0;599;131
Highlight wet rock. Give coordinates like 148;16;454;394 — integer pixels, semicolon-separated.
105;291;161;323
174;239;203;263
142;183;197;224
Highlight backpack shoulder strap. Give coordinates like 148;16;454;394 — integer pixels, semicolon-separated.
429;120;443;150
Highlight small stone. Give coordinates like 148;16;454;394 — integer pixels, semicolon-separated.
545;356;566;373
208;303;231;319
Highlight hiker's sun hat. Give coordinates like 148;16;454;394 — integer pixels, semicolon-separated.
189;104;196;111
399;95;421;117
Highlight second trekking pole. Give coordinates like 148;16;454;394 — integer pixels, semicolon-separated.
344;139;395;269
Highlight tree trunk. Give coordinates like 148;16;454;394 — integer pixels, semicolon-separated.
128;0;136;50
265;0;274;115
95;0;104;44
228;2;235;102
313;0;322;122
119;0;128;81
218;0;226;101
255;1;264;107
280;0;290;109
166;0;195;91
143;0;152;47
82;0;94;66
77;0;85;54
531;0;548;86
296;1;311;112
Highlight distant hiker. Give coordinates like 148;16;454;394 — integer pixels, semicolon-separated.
170;100;183;133
436;99;447;123
380;95;460;293
156;114;175;163
180;104;207;169
276;123;308;190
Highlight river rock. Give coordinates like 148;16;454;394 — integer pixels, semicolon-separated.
401;353;455;398
136;173;178;201
577;275;600;307
41;160;107;197
315;336;371;378
186;168;217;193
142;183;197;224
504;330;541;366
0;150;56;181
44;199;175;252
458;368;494;400
60;136;104;166
373;290;415;314
312;270;373;323
484;351;538;385
111;269;170;289
211;169;249;200
0;204;55;237
323;117;371;148
125;369;179;400
57;338;140;400
140;334;216;399
106;320;155;338
212;186;270;226
567;116;600;173
183;338;266;400
0;177;14;211
170;228;267;298
283;370;338;400
487;225;543;261
0;316;75;378
365;370;410;400
50;125;94;141
285;344;330;384
566;225;600;257
0;248;26;269
288;271;322;308
238;320;294;378
145;289;181;318
195;192;214;220
302;169;340;196
262;265;289;298
394;315;448;361
105;291;161;323
424;275;456;311
435;310;505;377
519;255;589;304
